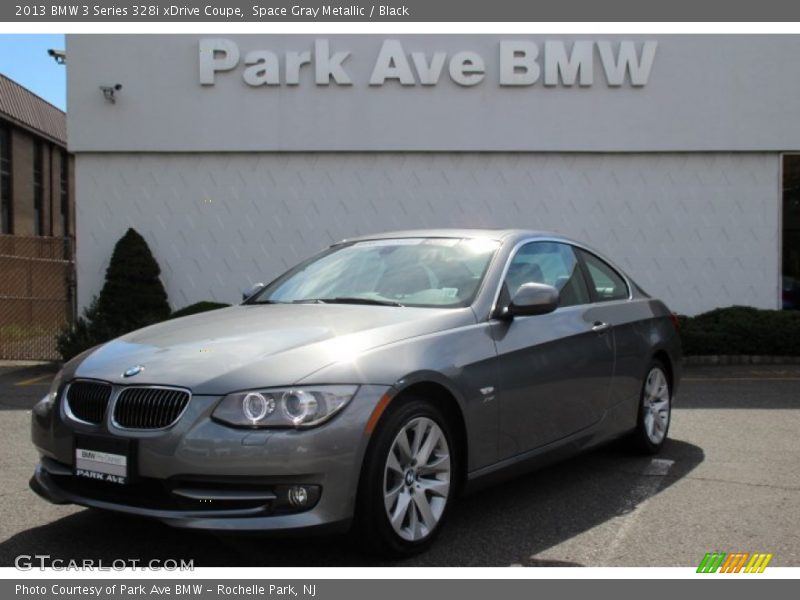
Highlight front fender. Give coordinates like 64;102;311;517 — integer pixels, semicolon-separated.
298;322;501;471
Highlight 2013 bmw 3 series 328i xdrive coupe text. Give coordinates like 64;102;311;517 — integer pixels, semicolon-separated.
30;229;680;556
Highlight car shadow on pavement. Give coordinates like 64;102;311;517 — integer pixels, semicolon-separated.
0;438;703;567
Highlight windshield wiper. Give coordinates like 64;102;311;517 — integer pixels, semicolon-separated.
297;297;405;307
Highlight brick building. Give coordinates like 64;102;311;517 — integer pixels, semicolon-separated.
0;73;75;360
0;73;74;238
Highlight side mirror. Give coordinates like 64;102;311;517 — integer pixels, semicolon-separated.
242;282;265;301
506;283;559;317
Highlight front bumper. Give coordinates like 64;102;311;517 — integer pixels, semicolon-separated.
30;384;389;533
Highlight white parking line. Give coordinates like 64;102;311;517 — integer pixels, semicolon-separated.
643;458;675;476
520;456;676;567
601;458;675;565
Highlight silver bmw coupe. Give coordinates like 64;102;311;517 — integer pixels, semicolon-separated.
31;229;680;556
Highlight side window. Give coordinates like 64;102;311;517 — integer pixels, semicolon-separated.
578;249;629;301
503;242;591;308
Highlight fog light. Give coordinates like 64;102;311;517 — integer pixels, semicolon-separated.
287;485;309;507
274;484;320;512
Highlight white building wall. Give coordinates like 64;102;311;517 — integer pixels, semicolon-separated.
76;151;780;316
66;35;800;153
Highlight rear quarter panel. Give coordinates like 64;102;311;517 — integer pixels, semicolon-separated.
610;298;682;419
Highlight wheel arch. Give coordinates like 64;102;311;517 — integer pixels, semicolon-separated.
359;377;469;498
652;349;674;390
396;381;468;490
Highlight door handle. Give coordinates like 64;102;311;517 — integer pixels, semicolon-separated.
591;321;611;334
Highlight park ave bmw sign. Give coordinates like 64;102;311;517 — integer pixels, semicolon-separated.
199;38;658;87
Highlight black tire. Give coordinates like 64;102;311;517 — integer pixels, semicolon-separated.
629;359;672;454
355;397;458;558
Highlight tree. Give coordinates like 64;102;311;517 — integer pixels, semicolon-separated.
94;228;171;333
58;228;171;361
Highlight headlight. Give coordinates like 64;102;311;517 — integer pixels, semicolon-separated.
212;385;358;429
44;369;63;406
33;369;63;420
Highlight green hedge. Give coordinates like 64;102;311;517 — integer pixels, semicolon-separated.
679;306;800;356
169;301;231;319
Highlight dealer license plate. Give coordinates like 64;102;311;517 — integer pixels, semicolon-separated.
73;435;134;485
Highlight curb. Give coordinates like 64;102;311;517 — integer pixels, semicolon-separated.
683;355;800;366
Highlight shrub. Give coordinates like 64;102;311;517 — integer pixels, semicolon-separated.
94;228;171;332
679;306;800;356
57;228;171;361
56;298;112;362
170;301;231;319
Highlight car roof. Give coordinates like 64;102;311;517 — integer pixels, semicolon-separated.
331;228;642;299
336;228;576;246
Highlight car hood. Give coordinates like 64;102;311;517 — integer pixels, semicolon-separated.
73;304;475;394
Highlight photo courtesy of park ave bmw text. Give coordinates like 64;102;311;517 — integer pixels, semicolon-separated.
67;35;798;317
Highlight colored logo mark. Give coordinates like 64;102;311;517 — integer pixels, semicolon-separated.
697;552;773;573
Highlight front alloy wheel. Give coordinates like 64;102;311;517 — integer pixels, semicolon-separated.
356;399;457;556
383;417;451;542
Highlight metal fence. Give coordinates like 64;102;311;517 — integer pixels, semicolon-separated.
0;235;75;361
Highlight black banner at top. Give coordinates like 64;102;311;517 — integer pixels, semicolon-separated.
5;0;800;22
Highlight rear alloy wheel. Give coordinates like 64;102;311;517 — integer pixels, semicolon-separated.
631;361;672;453
357;399;457;556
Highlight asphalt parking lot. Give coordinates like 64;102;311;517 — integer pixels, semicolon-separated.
0;362;798;567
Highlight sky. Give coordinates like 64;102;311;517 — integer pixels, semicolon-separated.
0;34;66;111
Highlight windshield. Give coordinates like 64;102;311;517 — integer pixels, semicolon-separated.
249;237;501;308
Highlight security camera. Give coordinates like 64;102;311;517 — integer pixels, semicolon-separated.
47;49;66;64
99;84;123;103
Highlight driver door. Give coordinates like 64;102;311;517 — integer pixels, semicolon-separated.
491;242;615;458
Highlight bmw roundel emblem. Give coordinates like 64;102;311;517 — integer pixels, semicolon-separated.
123;365;144;378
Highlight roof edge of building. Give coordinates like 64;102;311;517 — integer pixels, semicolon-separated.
0;72;67;146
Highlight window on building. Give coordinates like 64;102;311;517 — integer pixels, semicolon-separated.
33;139;44;236
60;151;69;237
577;249;630;302
0;121;10;234
783;155;800;310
